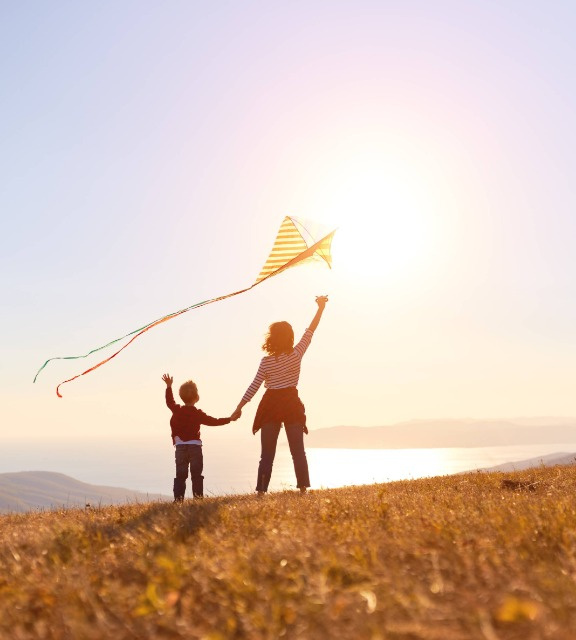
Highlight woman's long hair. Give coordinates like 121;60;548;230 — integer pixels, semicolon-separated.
262;321;294;356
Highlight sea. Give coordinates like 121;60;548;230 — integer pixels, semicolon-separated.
3;433;576;497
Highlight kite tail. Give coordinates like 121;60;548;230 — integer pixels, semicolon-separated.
54;286;253;397
38;216;336;398
32;314;190;384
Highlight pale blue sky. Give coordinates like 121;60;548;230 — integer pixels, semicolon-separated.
2;1;576;441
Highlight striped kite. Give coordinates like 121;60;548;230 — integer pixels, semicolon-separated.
34;216;336;397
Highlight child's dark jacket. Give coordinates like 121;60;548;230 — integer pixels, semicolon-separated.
165;388;230;444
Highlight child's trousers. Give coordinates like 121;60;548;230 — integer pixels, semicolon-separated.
174;444;204;499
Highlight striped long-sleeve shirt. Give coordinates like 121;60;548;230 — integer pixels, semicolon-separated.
241;329;314;403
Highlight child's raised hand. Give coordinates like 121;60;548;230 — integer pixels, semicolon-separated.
162;373;173;387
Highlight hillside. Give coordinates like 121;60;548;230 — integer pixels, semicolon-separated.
2;466;576;639
306;417;576;449
0;471;169;513
482;452;576;473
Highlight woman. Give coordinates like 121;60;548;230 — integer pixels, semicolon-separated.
232;296;328;494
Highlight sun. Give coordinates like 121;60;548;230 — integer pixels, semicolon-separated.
294;153;440;285
333;176;430;279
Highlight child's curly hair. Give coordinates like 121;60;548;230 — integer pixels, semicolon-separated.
262;321;294;356
179;380;199;404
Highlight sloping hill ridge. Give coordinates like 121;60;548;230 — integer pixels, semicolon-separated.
482;451;576;472
0;471;169;513
2;467;576;637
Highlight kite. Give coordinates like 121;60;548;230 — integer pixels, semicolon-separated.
34;216;336;397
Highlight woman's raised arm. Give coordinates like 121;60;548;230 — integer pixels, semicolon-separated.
308;296;328;333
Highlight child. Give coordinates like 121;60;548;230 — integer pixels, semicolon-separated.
162;373;235;501
231;296;328;494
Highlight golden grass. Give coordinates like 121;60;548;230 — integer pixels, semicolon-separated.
1;465;576;639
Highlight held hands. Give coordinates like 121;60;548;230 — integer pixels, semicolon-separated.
162;373;173;388
230;408;242;421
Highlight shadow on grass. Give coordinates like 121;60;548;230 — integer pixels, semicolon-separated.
85;493;260;544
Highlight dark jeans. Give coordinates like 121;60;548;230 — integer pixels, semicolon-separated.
174;444;204;499
256;422;310;492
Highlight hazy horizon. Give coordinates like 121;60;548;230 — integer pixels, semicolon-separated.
4;438;576;502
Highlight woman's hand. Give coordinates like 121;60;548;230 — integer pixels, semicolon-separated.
231;401;246;422
315;295;329;309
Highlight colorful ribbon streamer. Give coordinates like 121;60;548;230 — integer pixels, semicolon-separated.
34;217;335;397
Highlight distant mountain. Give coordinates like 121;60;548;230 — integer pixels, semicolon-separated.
306;418;576;449
0;471;169;514
480;451;576;472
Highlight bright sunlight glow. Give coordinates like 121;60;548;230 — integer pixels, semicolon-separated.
303;155;439;283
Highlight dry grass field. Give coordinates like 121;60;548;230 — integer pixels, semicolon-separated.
1;465;576;639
